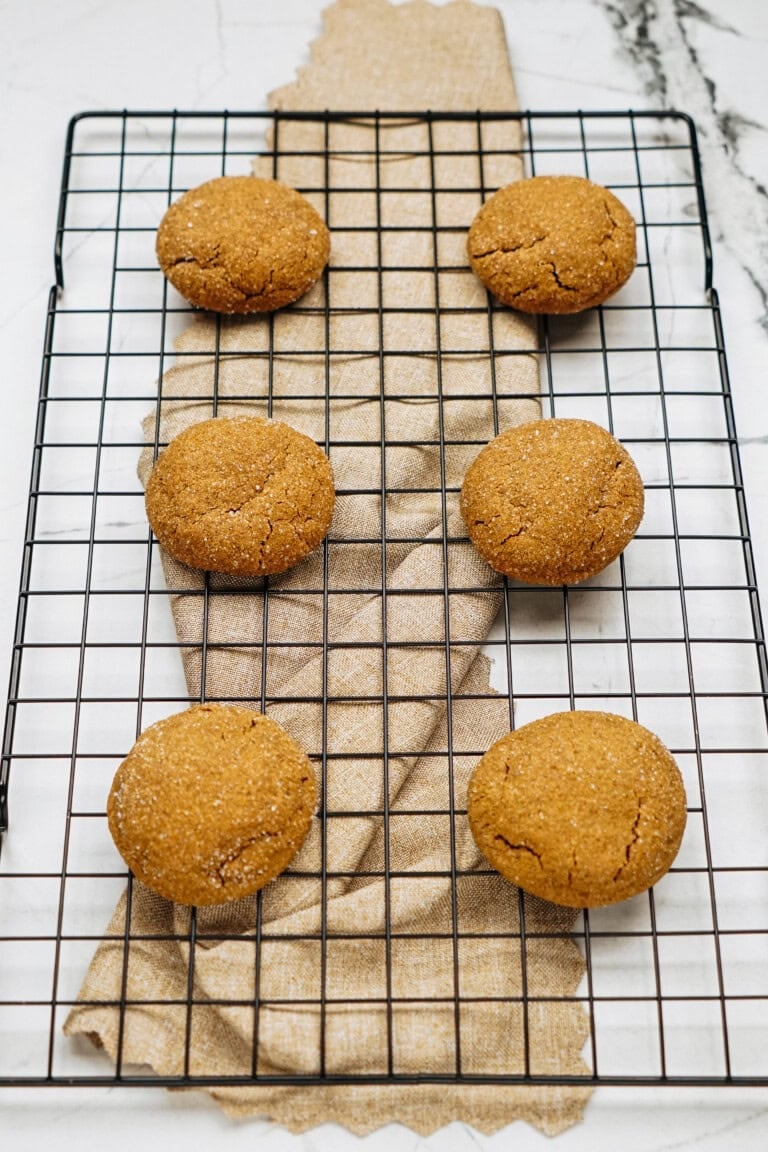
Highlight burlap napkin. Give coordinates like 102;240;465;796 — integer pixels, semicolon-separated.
64;0;592;1134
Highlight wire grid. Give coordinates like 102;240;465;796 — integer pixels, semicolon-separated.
1;109;768;1088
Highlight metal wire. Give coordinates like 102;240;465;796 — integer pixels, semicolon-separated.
1;109;767;1089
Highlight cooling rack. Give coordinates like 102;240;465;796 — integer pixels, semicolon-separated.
1;109;767;1089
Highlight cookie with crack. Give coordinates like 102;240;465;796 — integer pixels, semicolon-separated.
467;710;687;908
467;175;636;313
107;704;317;906
145;415;335;575
156;175;330;313
460;417;644;584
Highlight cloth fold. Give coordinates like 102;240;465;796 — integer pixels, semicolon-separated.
64;0;592;1134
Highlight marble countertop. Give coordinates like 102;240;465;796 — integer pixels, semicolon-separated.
2;0;768;1148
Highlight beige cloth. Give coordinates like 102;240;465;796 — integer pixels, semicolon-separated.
64;0;591;1134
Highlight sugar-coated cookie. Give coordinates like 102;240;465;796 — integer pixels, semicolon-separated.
107;704;317;906
156;175;329;313
459;418;644;585
145;415;335;576
467;710;687;908
467;175;636;313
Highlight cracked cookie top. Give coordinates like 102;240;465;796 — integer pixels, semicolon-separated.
467;174;636;313
107;704;317;906
145;415;335;576
460;417;644;585
156;175;330;313
467;710;687;908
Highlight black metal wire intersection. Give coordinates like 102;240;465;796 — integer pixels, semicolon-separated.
1;109;767;1088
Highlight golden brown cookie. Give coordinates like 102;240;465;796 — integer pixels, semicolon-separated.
460;418;644;585
145;415;335;575
107;704;317;906
467;175;636;313
467;711;687;908
156;175;330;313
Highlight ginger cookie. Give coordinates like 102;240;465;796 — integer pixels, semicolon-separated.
145;415;335;576
107;704;317;907
467;174;636;313
460;418;644;585
467;710;687;908
156;175;330;313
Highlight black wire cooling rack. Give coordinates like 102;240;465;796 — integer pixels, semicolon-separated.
1;109;767;1089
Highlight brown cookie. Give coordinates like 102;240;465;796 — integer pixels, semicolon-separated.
467;710;687;908
467;175;636;313
156;175;330;313
107;704;317;906
145;415;335;576
459;418;644;585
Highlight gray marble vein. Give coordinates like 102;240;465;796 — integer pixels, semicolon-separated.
594;0;768;327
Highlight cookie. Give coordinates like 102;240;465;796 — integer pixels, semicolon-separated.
145;415;335;576
107;704;317;906
467;175;636;313
467;711;687;908
459;418;644;585
156;175;330;313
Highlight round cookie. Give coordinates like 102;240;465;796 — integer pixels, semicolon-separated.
156;175;330;313
459;418;644;585
467;175;636;313
467;711;687;908
107;704;317;906
145;415;335;576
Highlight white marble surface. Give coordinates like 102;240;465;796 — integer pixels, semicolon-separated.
2;0;768;1147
